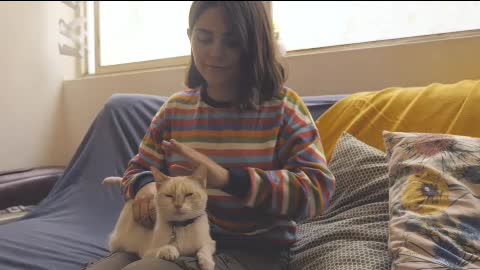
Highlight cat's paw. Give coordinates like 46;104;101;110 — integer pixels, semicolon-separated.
197;253;215;270
154;246;180;261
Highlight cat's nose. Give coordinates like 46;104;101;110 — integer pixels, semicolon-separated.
174;204;182;209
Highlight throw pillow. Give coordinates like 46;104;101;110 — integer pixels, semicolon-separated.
290;133;391;270
384;131;480;270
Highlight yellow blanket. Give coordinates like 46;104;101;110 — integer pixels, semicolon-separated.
316;80;480;161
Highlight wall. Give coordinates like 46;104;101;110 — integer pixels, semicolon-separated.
0;2;78;171
63;34;480;164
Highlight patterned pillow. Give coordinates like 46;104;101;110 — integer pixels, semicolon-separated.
384;131;480;270
290;133;391;270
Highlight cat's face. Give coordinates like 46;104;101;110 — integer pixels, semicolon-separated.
151;166;208;221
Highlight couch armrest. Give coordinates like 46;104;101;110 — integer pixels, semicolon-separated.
0;166;64;209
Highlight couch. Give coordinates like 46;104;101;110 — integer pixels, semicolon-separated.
0;79;478;270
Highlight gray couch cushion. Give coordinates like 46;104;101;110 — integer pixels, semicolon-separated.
290;133;391;270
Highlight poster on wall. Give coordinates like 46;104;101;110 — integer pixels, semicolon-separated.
59;1;88;58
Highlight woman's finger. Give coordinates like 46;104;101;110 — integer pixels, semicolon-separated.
170;164;193;176
140;199;152;228
148;198;156;225
162;140;180;152
162;140;199;162
132;199;141;223
161;141;172;154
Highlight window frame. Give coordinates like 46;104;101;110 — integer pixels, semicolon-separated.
90;1;480;75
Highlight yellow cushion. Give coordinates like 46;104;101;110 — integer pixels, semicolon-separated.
316;79;480;161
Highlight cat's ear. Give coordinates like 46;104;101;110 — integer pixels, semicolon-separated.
151;166;168;188
192;165;207;188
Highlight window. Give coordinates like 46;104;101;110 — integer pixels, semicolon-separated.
90;1;192;74
88;1;480;74
272;1;480;52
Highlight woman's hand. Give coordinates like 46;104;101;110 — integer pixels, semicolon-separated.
132;182;156;229
161;139;229;189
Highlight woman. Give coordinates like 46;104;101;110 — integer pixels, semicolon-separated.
86;1;335;269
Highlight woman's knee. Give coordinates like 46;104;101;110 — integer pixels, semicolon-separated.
122;258;184;270
82;252;138;270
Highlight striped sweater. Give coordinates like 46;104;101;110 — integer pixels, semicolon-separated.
121;87;335;247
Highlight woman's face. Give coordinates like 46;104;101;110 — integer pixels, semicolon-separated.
189;7;242;89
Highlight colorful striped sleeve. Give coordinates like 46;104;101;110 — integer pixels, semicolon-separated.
121;102;169;200
234;90;336;222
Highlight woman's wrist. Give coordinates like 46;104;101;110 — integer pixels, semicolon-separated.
209;164;229;189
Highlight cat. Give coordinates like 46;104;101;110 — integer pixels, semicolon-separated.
103;166;216;270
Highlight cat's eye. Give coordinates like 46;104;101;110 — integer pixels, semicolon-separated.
185;193;194;197
164;194;173;198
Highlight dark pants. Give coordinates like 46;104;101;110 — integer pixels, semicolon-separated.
83;248;289;270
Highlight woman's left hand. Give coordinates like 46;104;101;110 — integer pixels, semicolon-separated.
161;139;229;189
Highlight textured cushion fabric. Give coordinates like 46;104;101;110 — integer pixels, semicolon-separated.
384;131;480;270
315;80;480;161
290;133;391;270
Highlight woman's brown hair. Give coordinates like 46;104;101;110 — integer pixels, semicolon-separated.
185;1;286;110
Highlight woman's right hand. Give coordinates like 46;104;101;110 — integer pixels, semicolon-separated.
132;182;156;229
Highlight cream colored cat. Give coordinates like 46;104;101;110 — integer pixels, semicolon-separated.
103;166;215;270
